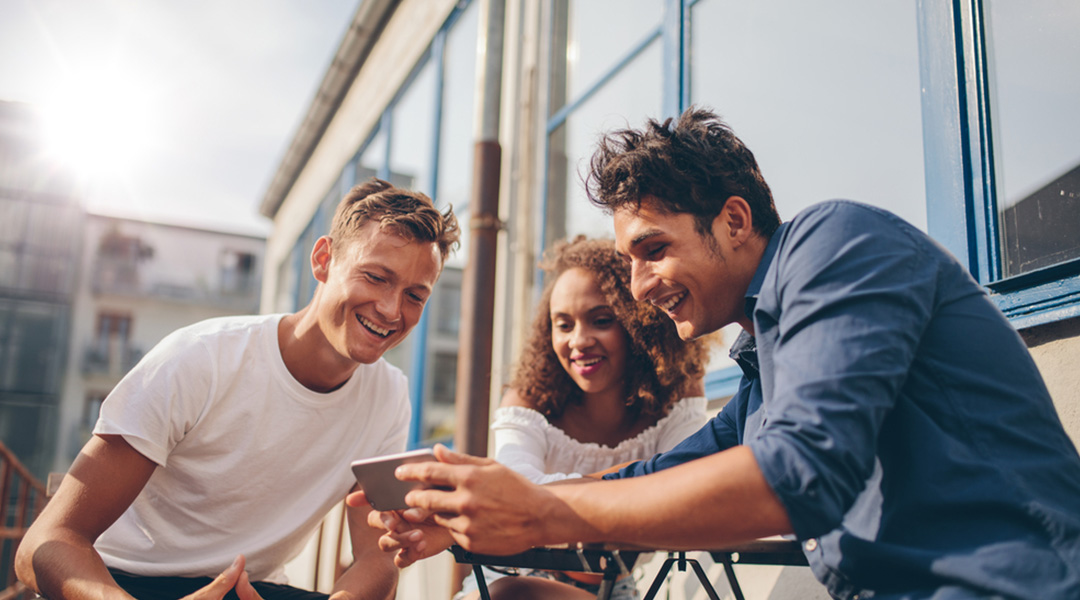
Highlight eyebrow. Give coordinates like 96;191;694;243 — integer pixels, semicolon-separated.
627;229;664;252
551;304;614;318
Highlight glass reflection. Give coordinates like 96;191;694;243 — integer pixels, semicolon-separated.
389;60;436;195
548;40;663;243
986;0;1080;277
551;0;662;114
438;1;479;270
689;0;926;230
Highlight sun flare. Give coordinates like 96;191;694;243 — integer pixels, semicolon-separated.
41;68;156;180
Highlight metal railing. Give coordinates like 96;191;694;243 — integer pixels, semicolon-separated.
0;442;47;600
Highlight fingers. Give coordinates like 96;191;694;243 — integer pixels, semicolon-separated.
433;444;492;466
400;506;433;523
367;509;410;534
345;490;371;508
182;555;244;600
234;570;264;600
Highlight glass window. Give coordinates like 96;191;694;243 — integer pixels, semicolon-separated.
547;40;664;243
433;269;462;337
355;128;386;183
437;1;479;269
985;0;1080;277
389;61;437;195
552;0;663;113
294;220;319;307
0;196;28;246
689;0;927;230
0;401;56;477
0;301;65;395
0;248;18;290
274;253;297;313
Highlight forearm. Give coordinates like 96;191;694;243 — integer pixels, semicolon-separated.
330;557;397;600
545;446;792;549
16;526;133;600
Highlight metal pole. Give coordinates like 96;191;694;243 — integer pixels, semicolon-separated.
454;0;505;460
451;0;505;594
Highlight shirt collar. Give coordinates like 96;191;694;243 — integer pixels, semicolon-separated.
727;329;759;378
744;221;788;320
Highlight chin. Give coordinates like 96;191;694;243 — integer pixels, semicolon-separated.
675;322;698;340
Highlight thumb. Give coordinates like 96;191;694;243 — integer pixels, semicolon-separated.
345;489;371;508
234;569;265;600
433;443;491;466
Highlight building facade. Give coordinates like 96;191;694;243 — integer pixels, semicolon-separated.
0;101;83;480
55;214;265;471
263;1;1080;597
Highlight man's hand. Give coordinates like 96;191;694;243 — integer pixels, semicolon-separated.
180;555;262;600
346;490;451;568
389;444;576;555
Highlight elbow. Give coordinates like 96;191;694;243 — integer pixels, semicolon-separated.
750;436;868;540
14;527;42;592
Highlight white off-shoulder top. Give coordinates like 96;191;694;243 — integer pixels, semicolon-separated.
490;396;708;485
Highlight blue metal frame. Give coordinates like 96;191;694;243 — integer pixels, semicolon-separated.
407;30;450;449
918;0;1080;329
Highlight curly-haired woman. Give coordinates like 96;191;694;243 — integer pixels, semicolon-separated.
458;236;712;600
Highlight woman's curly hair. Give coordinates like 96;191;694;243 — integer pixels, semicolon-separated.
510;236;711;420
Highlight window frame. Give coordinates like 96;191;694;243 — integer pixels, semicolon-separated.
541;0;1080;400
918;0;1080;330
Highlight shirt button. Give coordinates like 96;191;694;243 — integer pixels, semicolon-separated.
804;538;818;552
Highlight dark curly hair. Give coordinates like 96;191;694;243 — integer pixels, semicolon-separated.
510;236;711;420
586;106;781;239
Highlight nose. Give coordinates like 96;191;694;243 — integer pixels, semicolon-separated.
630;259;657;302
568;324;593;351
373;290;402;323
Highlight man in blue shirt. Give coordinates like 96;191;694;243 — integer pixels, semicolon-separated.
360;107;1080;599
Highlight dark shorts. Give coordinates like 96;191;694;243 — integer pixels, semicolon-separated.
108;568;329;600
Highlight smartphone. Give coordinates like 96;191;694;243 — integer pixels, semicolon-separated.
350;448;437;511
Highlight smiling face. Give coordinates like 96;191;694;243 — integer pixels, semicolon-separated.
549;267;630;401
613;197;762;339
312;222;443;365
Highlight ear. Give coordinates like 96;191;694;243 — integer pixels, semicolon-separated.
715;196;754;249
311;236;332;283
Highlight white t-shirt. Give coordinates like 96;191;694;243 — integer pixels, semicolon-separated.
490;396;708;485
92;314;411;584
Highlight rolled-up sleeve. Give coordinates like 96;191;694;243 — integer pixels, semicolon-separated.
748;202;937;540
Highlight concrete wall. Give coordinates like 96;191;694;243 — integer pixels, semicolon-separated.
1022;317;1080;449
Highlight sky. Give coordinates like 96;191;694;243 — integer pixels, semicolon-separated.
0;0;361;236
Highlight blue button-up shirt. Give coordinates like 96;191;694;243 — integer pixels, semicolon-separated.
607;201;1080;599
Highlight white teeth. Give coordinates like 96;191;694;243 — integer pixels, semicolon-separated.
575;357;602;366
358;315;391;337
656;291;686;312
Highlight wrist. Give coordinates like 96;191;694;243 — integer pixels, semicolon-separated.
546;482;606;545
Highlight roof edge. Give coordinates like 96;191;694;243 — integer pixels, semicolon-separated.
258;0;401;219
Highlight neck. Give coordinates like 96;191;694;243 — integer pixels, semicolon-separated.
278;307;359;393
735;232;770;336
558;386;645;446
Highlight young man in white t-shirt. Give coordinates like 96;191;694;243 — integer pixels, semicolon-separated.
16;178;459;600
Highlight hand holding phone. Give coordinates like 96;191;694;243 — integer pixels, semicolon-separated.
350;448;437;511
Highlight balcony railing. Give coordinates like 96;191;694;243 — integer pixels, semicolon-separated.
90;259;260;311
0;441;47;600
82;341;144;377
